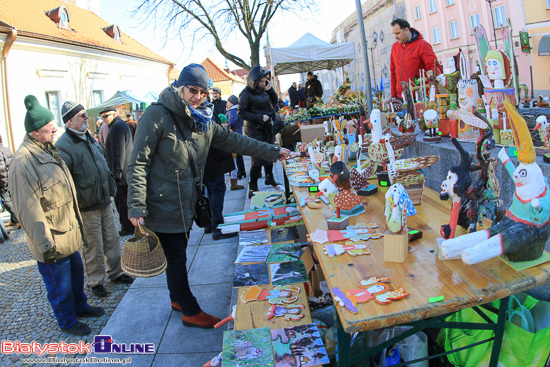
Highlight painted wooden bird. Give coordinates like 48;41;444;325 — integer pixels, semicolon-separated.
534;115;549;149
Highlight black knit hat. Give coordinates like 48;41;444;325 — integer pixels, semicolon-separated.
99;107;117;115
173;63;209;90
61;101;85;123
228;95;239;105
24;95;55;133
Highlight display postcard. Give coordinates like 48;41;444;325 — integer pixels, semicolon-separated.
267;243;304;263
269;260;308;286
239;229;269;246
233;263;270;287
223;327;274;367
270;323;329;367
235;245;271;264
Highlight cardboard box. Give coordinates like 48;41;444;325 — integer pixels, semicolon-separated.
300;124;325;144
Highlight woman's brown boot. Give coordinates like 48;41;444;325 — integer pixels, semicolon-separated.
230;178;244;190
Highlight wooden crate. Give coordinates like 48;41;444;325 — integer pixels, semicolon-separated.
404;180;425;205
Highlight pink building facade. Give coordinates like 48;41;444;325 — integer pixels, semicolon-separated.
405;0;530;88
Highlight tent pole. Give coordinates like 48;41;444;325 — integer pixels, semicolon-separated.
330;70;334;99
355;0;373;112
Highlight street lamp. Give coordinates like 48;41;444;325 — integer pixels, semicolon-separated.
486;0;498;49
367;32;378;96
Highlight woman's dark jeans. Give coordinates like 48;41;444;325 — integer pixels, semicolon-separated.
155;232;201;316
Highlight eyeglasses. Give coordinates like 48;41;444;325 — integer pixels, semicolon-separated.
101;113;112;119
185;86;208;97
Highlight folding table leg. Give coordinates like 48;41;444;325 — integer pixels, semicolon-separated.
336;316;352;366
488;296;509;367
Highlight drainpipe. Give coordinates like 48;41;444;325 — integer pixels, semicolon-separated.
1;28;17;151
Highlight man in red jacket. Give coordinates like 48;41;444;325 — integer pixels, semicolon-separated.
390;18;440;101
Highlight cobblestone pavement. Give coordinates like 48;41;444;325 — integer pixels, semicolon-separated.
0;206;133;367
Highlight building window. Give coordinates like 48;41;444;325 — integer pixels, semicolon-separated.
433;27;441;44
102;24;121;42
450;20;460;39
494;5;506;28
446;0;455;5
92;90;104;106
470;13;480;33
429;0;437;13
45;5;71;30
414;5;421;20
45;91;61;125
547;0;550;9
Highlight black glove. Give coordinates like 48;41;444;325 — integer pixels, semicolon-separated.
43;247;57;264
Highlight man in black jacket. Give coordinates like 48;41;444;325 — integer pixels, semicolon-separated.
305;72;323;109
0;135;17;226
101;107;134;236
288;82;299;108
57;101;133;298
211;87;227;116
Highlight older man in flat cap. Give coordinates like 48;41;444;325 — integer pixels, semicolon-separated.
10;95;104;336
56;101;134;298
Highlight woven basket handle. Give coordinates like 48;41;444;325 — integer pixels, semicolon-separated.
137;222;149;237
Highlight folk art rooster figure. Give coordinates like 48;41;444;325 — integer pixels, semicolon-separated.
441;100;550;265
535;115;549;149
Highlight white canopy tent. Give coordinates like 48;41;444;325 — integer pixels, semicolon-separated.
269;33;355;75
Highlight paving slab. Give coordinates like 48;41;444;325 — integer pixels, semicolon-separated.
188;242;238;285
92;287;171;345
156;282;231;354
199;233;239;246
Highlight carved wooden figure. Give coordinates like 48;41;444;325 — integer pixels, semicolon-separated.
441;100;550;264
534;115;549;149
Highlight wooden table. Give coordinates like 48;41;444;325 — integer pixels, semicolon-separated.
290;179;550;366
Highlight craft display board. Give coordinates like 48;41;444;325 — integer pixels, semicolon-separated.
287;161;550;333
234;284;312;331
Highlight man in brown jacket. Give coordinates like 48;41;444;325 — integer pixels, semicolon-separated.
9;95;104;336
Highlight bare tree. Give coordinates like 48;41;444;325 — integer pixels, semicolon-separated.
134;0;317;70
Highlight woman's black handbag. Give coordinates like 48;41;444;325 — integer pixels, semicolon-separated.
194;184;212;228
168;109;212;228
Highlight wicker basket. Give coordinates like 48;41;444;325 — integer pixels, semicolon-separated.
121;224;167;278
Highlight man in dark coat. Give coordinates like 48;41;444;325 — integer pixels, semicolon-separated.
288;82;299;108
211;87;227;116
305;72;323;109
101;107;134;236
57;101;134;298
0;135;17;226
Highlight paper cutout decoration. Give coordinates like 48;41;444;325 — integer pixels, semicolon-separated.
308;224;382;244
271;324;330;367
323;242;372;257
333;277;410;313
269;261;309;286
222;327;274;367
241;285;301;304
267;304;305;321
